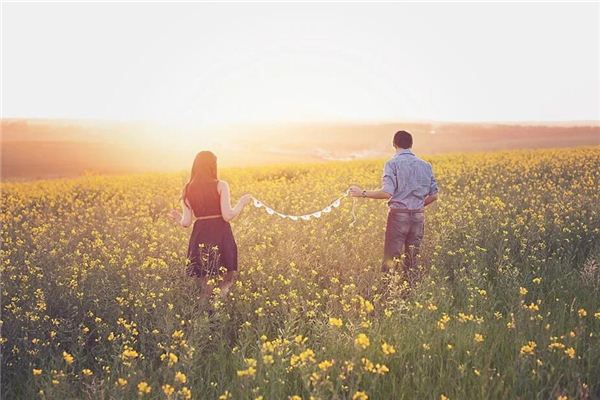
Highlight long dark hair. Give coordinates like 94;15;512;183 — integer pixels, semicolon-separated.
182;151;218;208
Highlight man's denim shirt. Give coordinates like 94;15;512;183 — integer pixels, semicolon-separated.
382;149;439;210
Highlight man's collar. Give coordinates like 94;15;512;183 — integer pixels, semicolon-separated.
395;148;414;156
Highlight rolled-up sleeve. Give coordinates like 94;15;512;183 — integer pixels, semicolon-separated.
382;161;396;195
429;165;439;195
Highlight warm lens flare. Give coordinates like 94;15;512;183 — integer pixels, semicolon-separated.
2;119;599;179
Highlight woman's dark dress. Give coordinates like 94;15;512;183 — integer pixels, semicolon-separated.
184;180;238;277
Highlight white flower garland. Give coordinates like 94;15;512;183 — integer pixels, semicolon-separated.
251;192;355;224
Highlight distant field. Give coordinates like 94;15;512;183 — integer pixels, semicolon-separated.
2;147;599;399
1;119;598;180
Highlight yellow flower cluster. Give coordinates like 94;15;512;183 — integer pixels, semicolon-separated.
520;341;537;356
237;358;258;378
354;333;370;349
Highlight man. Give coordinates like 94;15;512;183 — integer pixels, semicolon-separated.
349;130;439;277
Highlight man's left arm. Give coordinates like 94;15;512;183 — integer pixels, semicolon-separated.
424;165;439;206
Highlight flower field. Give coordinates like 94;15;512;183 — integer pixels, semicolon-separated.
1;147;599;399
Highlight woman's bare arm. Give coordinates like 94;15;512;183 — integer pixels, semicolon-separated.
218;181;251;222
179;199;193;227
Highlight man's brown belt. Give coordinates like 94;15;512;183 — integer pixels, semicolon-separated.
389;208;424;214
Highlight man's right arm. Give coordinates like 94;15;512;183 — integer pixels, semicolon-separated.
348;160;395;200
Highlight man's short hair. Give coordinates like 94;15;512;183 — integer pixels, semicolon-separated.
393;130;413;149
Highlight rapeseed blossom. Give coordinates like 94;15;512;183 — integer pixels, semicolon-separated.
137;381;151;395
520;341;537;356
355;334;370;349
381;342;396;355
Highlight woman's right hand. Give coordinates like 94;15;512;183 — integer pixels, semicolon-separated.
240;194;253;207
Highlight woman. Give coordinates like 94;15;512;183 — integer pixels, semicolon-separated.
168;151;252;306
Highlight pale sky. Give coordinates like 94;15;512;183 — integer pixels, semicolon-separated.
2;2;599;126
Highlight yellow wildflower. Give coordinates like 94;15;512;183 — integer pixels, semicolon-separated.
355;333;370;349
564;347;576;359
122;347;139;360
262;354;274;365
525;303;539;312
172;330;184;340
63;351;74;365
180;387;192;400
381;342;396;355
352;391;369;400
175;371;187;384
162;384;175;396
375;363;389;375
437;314;451;330
549;342;566;350
520;341;536;356
318;359;334;371
137;381;151;395
237;358;257;378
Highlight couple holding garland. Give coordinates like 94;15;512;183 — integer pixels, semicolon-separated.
168;130;439;304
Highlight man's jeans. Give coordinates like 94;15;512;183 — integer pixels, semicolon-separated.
382;210;425;274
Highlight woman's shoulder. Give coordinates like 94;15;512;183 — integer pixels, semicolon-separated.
217;180;230;193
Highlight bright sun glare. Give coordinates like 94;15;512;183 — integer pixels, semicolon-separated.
2;3;598;128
